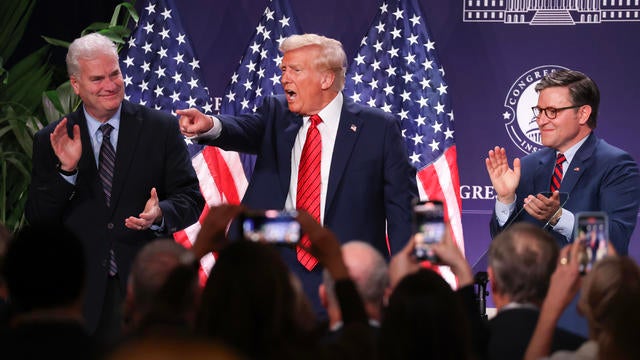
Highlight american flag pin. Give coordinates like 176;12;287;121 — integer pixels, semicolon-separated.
350;124;357;132
573;167;580;172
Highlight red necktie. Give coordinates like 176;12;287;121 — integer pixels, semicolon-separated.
296;114;322;270
550;153;566;192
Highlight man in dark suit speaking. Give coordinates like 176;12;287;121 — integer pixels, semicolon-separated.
178;33;417;317
485;69;640;336
26;33;204;342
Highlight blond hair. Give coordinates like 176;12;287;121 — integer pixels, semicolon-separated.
579;256;640;360
280;33;347;91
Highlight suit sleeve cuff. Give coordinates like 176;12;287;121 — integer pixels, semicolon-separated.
495;195;516;226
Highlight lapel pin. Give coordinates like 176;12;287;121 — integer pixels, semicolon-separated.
573;167;580;172
350;124;357;132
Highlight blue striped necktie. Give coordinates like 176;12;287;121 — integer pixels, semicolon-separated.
99;124;118;276
99;124;116;207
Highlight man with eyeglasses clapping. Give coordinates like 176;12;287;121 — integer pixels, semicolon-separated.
484;69;640;337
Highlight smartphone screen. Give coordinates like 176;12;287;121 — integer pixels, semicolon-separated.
413;200;445;262
241;210;301;245
574;212;609;274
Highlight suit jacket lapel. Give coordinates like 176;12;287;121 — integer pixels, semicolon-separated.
278;112;302;197
534;149;556;192
66;108;107;206
109;101;143;212
560;133;596;194
325;102;363;213
66;108;98;174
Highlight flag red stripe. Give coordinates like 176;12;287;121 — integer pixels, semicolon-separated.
417;164;445;205
444;146;462;211
203;146;242;205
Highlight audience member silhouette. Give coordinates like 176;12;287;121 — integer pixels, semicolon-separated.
197;240;305;358
525;243;640;360
108;337;242;360
195;207;374;360
0;225;95;358
487;223;585;360
380;269;475;360
381;223;477;360
8;210;637;359
122;239;199;339
319;241;388;342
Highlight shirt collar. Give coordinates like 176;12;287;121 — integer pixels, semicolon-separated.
303;92;343;126
558;133;589;165
84;105;122;136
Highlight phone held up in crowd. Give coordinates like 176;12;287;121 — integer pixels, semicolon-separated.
412;200;445;263
240;209;301;245
573;211;609;274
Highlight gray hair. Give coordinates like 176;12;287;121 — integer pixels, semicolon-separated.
488;223;559;304
280;33;347;91
66;33;119;77
323;241;389;306
129;239;189;311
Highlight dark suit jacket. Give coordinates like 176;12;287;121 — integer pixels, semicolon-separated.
202;95;417;316
487;307;586;360
490;132;640;254
26;101;204;332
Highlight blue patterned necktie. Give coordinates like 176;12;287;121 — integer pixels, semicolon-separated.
98;124;118;276
99;124;116;207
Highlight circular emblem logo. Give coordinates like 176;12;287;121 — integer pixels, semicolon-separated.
502;65;569;154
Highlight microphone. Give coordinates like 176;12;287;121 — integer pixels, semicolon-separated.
471;191;570;272
474;271;489;322
502;199;529;230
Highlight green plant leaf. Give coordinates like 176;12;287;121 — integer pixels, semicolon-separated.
41;36;71;48
43;81;79;122
43;89;64;119
110;2;139;27
0;46;53;111
4;109;32;157
81;22;113;36
3;151;30;178
0;149;31;231
0;56;7;86
0;0;36;62
99;26;132;39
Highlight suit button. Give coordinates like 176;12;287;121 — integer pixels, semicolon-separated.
107;223;114;229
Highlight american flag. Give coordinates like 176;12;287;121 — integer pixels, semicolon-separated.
120;0;250;279
120;0;301;279
220;0;301;176
343;0;464;285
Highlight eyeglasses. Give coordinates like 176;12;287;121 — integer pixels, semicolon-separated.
531;105;583;119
